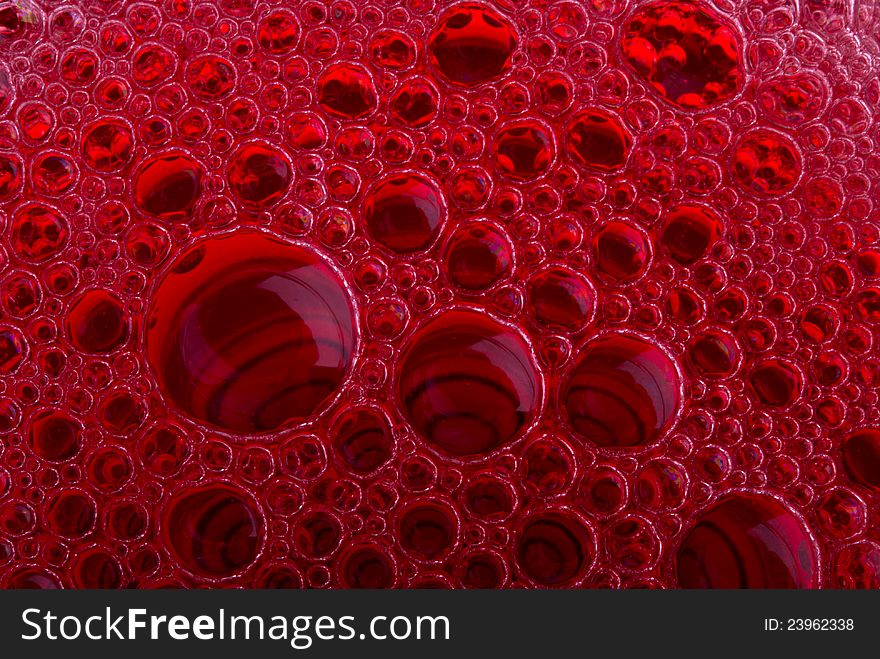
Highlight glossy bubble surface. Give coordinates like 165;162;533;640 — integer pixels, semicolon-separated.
493;120;555;181
0;0;877;591
591;221;650;284
428;4;517;86
565;110;632;172
517;511;594;586
133;151;203;222
676;493;817;588
562;334;681;449
161;482;264;577
732;130;801;196
146;231;356;433
659;204;723;265
363;172;445;254
227;143;293;207
443;220;513;291
842;429;880;491
526;267;596;333
397;309;540;457
623;0;743;108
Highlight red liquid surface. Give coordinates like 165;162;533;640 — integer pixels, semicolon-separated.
0;0;878;589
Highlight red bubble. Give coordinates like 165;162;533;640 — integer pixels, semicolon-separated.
0;151;22;199
227;142;293;207
608;515;659;570
462;473;516;521
81;118;134;172
60;48;98;85
95;78;130;109
525;266;596;332
398;500;458;560
363;172;445;254
294;509;342;558
636;460;687;512
590;220;651;284
253;562;303;589
0;65;10;114
816;488;865;540
145;231;356;433
85;446;132;492
44;489;96;538
562;333;682;449
732;130;801;196
285;112;327;150
0;500;35;535
623;0;743;108
1;272;41;319
4;567;61;589
391;77;439;127
522;437;575;496
842;428;880;490
535;70;574;115
493;120;555;181
804;177;843;217
665;286;705;324
316;63;377;120
370;30;417;70
132;43;175;86
66;289;129;354
106;500;148;541
331;407;394;475
138;422;190;478
428;4;517;86
69;546;123;588
517;511;594;586
17;103;53;142
856;249;880;278
757;72;826;126
443;220;513;291
659;203;723;265
397;309;540;457
27;409;81;462
10;203;68;263
0;327;25;374
186;55;237;101
565;109;632;172
459;550;508;588
748;359;803;409
834;542;880;589
133;151;203;222
31;153;77;196
257;9;299;54
677;493;817;588
686;328;741;378
854;288;880;324
339;543;396;588
162;482;263;577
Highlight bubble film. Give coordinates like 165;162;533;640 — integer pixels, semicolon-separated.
0;0;879;590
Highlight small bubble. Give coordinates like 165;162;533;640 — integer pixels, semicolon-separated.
517;510;594;586
363;172;445;254
162;482;263;577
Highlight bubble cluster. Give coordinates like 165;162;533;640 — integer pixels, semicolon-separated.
0;0;878;589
